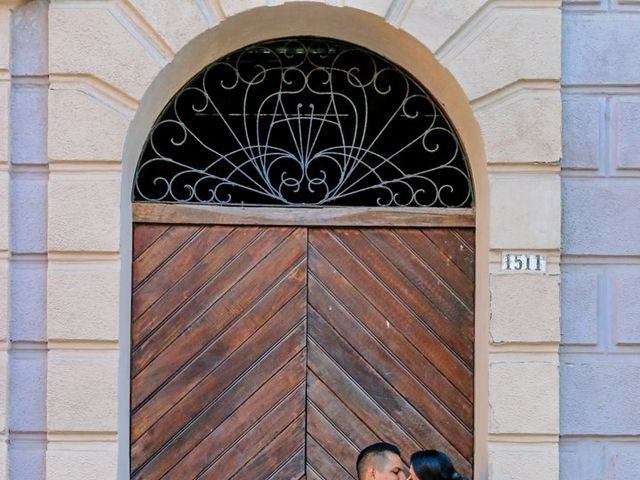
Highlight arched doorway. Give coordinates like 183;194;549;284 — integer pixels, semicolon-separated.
130;37;475;479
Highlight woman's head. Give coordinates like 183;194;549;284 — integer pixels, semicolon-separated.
408;450;465;480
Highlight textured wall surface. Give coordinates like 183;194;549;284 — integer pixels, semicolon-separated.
2;0;563;478
6;1;48;479
561;1;640;478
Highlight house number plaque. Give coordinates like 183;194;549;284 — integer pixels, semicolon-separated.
502;253;546;273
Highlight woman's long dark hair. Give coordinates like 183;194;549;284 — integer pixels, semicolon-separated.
410;450;468;480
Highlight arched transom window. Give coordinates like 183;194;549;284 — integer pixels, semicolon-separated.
133;37;472;208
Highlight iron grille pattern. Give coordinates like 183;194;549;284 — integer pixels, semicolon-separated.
134;38;472;207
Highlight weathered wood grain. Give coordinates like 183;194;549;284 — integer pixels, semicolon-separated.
133;203;475;227
131;225;307;479
307;227;474;478
131;224;475;479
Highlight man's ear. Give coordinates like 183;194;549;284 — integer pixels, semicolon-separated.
366;466;376;480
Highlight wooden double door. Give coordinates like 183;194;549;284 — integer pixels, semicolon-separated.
130;224;474;479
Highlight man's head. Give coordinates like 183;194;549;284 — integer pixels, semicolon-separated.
356;442;406;480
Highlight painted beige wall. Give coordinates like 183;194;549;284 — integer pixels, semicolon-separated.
3;1;561;478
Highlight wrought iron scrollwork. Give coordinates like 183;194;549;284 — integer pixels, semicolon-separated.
134;37;472;207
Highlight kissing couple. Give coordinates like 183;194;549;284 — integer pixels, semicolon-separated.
356;443;468;480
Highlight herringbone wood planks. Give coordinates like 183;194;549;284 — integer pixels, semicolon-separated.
307;228;473;479
131;224;474;479
131;225;307;480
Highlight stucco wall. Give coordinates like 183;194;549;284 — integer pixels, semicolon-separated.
561;0;640;478
5;1;48;478
2;1;564;479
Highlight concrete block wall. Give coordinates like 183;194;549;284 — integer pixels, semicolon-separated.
561;0;640;477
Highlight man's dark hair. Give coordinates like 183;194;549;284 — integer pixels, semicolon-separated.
356;442;401;479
